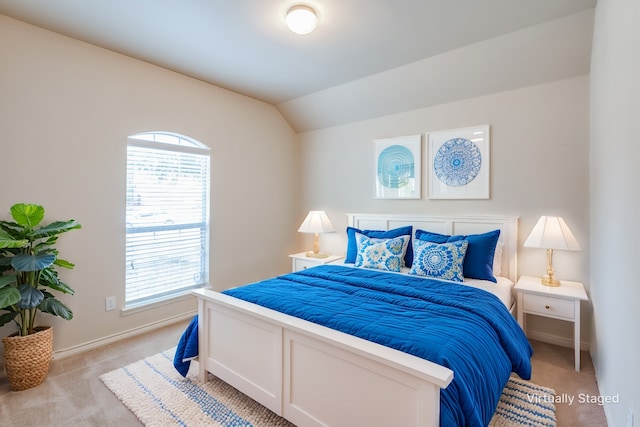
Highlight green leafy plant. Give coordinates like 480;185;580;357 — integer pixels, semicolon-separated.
0;203;81;336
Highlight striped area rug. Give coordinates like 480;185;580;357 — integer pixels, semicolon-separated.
489;375;557;427
100;348;555;427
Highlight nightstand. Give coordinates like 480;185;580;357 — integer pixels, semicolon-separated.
289;252;343;272
515;276;588;371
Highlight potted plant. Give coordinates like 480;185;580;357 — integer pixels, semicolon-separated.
0;203;81;390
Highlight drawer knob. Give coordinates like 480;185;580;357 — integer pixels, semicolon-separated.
545;305;550;309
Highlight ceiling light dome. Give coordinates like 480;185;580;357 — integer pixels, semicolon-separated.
286;5;318;35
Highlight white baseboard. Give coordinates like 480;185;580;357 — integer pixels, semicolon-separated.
526;329;590;352
52;311;196;360
48;313;589;360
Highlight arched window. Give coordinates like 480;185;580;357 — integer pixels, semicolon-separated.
125;131;210;308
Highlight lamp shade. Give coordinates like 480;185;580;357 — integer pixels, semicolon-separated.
523;216;581;251
298;211;335;234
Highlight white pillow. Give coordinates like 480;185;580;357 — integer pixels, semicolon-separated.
493;240;504;277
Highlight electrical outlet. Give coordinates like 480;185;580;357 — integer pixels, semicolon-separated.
105;296;116;311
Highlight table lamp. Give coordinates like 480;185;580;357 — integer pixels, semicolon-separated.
523;216;581;286
297;211;335;258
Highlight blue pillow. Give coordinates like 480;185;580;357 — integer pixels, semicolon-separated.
409;239;468;282
413;230;452;244
345;225;413;266
414;229;500;282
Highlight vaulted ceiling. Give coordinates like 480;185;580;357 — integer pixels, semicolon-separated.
0;0;596;131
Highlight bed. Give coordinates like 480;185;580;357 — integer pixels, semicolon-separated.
192;213;531;427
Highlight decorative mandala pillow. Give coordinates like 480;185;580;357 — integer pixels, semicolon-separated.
354;233;409;272
345;225;413;267
414;228;500;282
409;239;468;282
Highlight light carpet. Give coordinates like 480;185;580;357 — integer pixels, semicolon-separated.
100;348;556;427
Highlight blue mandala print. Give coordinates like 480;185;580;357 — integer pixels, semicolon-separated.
409;239;468;282
354;233;408;273
377;144;415;189
433;138;482;187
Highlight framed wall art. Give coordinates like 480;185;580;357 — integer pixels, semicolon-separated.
428;125;490;199
374;134;421;199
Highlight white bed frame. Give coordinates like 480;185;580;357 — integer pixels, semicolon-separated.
193;214;518;427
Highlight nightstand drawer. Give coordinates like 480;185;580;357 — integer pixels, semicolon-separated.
522;294;575;319
290;253;343;272
294;258;320;271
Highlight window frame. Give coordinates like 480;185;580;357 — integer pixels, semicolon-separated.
124;131;210;309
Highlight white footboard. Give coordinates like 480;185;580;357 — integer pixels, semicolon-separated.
194;288;453;427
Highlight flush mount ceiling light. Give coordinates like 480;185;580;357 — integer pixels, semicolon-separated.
286;5;318;35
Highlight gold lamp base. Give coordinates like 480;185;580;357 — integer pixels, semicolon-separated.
541;275;560;287
306;251;330;259
305;232;329;258
540;248;561;287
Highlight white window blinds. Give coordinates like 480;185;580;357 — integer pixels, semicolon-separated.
125;132;210;308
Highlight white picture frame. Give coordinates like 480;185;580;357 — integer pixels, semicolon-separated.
374;135;421;199
428;125;490;199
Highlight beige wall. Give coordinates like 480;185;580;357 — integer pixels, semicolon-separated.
0;15;297;354
590;0;640;425
297;76;591;345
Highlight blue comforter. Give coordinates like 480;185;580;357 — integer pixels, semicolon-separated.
174;315;199;377
223;265;532;427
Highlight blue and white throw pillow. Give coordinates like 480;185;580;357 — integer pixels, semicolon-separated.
409;239;468;282
345;225;413;267
414;229;500;282
354;233;409;272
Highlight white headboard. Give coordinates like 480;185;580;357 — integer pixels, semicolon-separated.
347;213;518;283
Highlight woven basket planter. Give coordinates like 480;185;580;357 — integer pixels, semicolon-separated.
2;327;53;391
